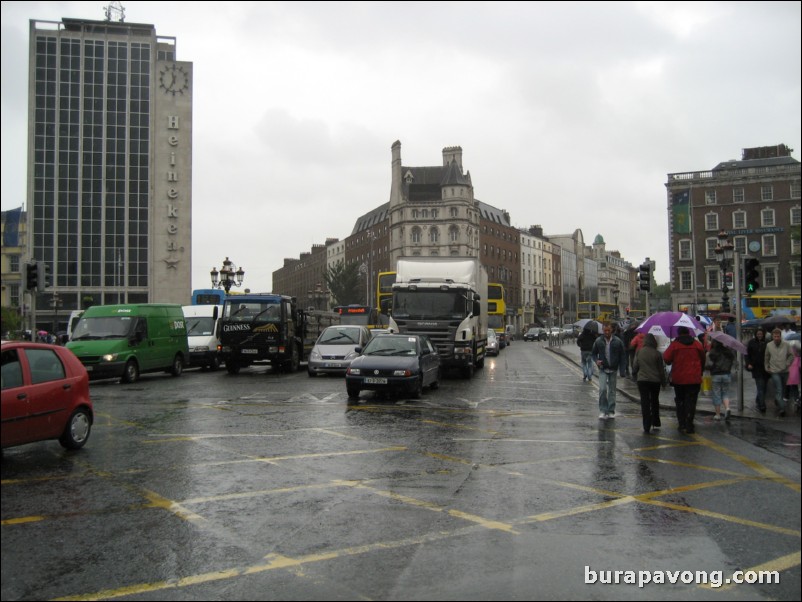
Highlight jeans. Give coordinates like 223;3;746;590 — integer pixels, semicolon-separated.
637;381;662;432
673;383;701;432
711;373;731;409
753;375;767;410
769;372;788;410
598;370;617;415
581;351;594;379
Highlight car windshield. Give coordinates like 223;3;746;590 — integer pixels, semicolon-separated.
318;327;361;345
363;337;418;356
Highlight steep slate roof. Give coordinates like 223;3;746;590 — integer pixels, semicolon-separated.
351;202;390;235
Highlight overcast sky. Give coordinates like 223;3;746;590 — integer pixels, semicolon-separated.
2;1;800;291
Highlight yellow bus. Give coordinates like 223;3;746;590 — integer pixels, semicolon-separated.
741;295;801;323
377;271;396;315
577;301;617;322
487;283;506;332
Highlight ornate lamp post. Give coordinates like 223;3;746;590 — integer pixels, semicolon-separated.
307;283;328;311
714;231;734;313
612;287;620;320
210;257;245;294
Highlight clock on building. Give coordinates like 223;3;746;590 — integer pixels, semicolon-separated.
159;64;189;96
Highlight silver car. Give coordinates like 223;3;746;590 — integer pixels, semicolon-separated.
308;325;372;377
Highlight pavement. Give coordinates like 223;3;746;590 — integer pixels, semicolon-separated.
542;337;799;424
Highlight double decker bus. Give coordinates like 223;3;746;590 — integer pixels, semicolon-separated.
487;283;507;332
377;271;396;316
577;301;617;322
741;295;801;323
192;288;226;306
332;304;387;328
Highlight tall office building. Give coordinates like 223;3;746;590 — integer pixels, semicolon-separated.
26;15;192;331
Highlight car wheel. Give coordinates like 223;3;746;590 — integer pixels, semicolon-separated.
347;386;360;399
170;354;183;377
308;368;316;377
121;359;139;384
209;354;221;371
59;408;92;450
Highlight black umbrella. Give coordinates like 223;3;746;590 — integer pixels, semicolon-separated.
761;314;795;327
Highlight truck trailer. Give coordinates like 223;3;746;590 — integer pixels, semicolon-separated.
388;257;488;378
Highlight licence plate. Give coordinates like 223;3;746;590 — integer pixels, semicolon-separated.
364;377;387;384
241;349;258;354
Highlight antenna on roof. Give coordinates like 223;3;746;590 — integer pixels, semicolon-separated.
104;1;126;22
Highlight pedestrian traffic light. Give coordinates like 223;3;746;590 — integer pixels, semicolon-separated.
25;261;39;292
638;262;651;292
745;258;760;294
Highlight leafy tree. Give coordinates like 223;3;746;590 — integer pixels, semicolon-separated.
324;261;364;306
1;306;23;338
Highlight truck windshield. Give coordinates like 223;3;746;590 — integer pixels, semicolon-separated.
187;317;215;336
392;291;468;320
224;301;280;323
70;316;135;340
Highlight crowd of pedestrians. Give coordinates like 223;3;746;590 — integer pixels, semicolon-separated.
577;317;800;435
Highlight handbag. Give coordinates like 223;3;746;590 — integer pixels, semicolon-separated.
701;372;712;393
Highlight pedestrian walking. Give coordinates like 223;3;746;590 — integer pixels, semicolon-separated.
765;328;793;417
591;322;626;420
787;341;800;413
577;326;597;382
706;339;735;421
663;326;706;435
633;333;667;434
745;327;768;414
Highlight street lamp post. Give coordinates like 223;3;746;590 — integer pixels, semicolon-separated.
307;283;328;311
714;231;734;314
210;257;245;294
612;287;620;320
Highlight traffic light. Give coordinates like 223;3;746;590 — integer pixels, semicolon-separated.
42;262;52;290
25;261;40;292
745;258;760;294
638;262;651;292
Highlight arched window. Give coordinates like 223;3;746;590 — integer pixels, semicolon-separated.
429;227;440;243
411;227;421;243
449;226;459;242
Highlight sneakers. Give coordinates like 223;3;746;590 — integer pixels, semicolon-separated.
599;413;607;419
608;412;616;419
725;408;731;420
713;415;721;421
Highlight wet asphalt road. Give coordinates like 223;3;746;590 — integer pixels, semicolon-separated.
2;342;800;601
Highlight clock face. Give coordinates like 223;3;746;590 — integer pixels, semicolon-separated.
748;241;761;253
159;64;189;96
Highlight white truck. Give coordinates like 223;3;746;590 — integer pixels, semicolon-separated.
388;257;488;378
182;305;223;370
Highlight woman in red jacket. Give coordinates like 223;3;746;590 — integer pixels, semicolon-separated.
663;326;706;434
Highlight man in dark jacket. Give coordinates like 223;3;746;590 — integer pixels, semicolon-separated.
577;326;597;382
663;326;706;434
745;327;768;413
591;322;625;420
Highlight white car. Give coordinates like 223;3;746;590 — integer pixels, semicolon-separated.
308;325;372;377
487;330;500;356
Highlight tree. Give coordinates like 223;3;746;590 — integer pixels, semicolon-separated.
324;261;364;307
1;305;23;338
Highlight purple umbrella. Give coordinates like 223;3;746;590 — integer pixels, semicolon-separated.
635;312;705;339
708;330;748;354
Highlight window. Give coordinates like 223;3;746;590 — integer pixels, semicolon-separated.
791;206;801;225
706;269;719;290
449;226;459;243
450;207;458;218
761;208;775;227
411;227;421;244
792;237;801;256
9;255;20;273
734;236;747;255
705;213;719;231
429;227;440;243
764;266;777;288
27;348;66;384
791;181;801;199
706;238;719;260
412;209;419;219
431;209;438;219
733;188;744;203
761;234;776;256
792;263;801;288
732;211;746;229
678;239;692;261
679;270;693;291
705;190;717;205
761;185;773;202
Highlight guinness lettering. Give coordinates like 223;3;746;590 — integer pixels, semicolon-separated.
223;324;252;332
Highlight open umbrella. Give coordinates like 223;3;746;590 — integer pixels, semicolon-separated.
761;314;795;328
574;318;603;333
708;330;748;354
635;311;705;339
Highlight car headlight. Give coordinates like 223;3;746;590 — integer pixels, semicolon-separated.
348;368;361;375
101;353;119;362
311;349;321;360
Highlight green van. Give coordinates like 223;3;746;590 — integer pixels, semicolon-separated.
66;304;188;383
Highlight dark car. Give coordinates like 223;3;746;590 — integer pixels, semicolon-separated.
524;327;546;341
346;334;440;399
1;341;94;450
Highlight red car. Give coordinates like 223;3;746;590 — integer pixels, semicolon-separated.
1;341;94;450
